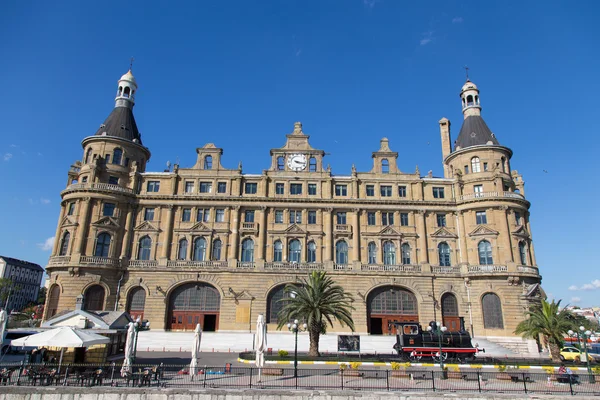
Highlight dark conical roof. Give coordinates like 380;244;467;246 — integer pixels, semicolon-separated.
454;115;498;150
94;106;142;144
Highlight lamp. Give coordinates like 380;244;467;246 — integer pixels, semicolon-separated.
288;319;307;378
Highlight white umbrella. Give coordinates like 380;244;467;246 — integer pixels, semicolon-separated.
189;323;202;377
121;322;136;377
254;314;267;382
0;309;6;345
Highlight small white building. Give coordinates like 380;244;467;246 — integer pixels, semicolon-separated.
0;256;44;312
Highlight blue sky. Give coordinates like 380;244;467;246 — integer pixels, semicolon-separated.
0;1;598;306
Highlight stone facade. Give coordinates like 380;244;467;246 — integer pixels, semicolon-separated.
44;70;542;339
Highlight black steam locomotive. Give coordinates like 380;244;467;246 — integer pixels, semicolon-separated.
391;321;483;362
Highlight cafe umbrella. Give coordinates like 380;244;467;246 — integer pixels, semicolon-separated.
121;321;136;377
189;323;202;377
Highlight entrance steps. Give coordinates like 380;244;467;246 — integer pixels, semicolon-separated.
472;336;541;358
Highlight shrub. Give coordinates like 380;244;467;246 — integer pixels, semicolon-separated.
339;363;347;370
350;361;361;370
498;365;507;373
278;349;288;358
390;362;401;370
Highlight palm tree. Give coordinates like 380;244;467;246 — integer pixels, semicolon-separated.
514;299;577;362
276;271;355;357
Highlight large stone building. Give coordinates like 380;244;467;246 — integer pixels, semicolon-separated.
44;69;543;339
0;256;44;312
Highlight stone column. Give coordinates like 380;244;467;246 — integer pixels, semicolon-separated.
52;202;67;255
416;210;428;263
525;213;537;266
257;206;267;260
74;197;92;255
323;208;333;261
228;206;240;260
161;205;175;259
120;204;136;259
352;209;360;262
499;206;513;264
457;211;468;264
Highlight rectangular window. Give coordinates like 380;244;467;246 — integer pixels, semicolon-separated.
400;212;409;226
398;186;407;197
366;185;374;197
185;182;194;193
217;182;227;193
474;185;483;197
216;209;225;222
464;165;469;174
275;210;284;223
182;208;191;222
103;203;115;217
290;183;302;195
476;211;487;225
483;162;488;171
67;202;75;216
335;184;347;196
432;187;445;199
289;210;302;224
436;213;446;227
380;185;392;197
144;208;155;221
275;183;284;194
308;211;317;224
147;181;160;192
336;212;347;225
200;182;212;193
367;212;376;225
108;176;119;185
245;183;257;194
382;212;394;226
245;210;255;223
308;183;317;195
196;208;210;222
515;211;522;226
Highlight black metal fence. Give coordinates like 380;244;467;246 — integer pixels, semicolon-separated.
0;362;599;396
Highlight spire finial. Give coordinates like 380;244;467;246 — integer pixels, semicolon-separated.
464;65;470;81
130;57;135;71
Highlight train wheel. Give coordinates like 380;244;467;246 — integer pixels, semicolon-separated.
433;352;448;363
409;354;422;362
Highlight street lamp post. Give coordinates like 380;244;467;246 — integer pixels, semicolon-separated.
427;322;448;376
567;327;595;384
287;319;307;378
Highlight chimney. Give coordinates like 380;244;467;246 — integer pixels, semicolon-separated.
439;118;452;177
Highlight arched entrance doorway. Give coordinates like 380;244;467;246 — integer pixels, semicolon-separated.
441;293;460;332
47;285;60;318
127;287;146;321
167;283;221;331
83;285;105;311
367;286;418;335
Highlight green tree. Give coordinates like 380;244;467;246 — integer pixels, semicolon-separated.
37;287;47;305
276;271;355;357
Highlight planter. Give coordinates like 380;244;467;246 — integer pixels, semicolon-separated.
341;370;363;377
390;371;410;379
497;373;512;381
447;371;466;380
262;368;284;376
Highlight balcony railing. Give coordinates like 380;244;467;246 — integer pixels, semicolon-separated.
264;262;324;271
236;261;255;269
360;264;421;273
128;260;159;268
166;260;228;268
64;182;134;195
48;256;72;266
517;265;539;274
431;265;461;274
467;265;508;273
334;224;350;232
80;256;120;266
333;263;352;271
241;222;256;230
459;191;524;202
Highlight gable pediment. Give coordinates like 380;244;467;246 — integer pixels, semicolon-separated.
431;227;458;238
469;225;499;237
284;224;306;234
512;225;530;238
189;221;212;232
134;221;160;232
61;216;78;227
92;216;120;229
378;226;401;236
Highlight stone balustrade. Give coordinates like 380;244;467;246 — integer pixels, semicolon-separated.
264;262;325;271
62;182;135;195
467;264;509;273
458;191;525;202
360;264;421;273
431;265;461;274
166;260;228;268
80;256;120;266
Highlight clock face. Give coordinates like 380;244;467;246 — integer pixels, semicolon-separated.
287;154;307;171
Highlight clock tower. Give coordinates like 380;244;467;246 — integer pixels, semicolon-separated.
269;122;326;173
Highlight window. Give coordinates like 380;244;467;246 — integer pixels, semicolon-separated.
138;236;152;260
245;210;255;223
108;176;119;185
193;237;207;261
307;242;316;263
478;240;493;264
308;183;317;195
85;148;92;164
308;211;317;224
290;183;302;195
368;242;377;264
83;285;105;311
483;162;488;171
366;185;375;197
436;213;446;227
275;210;284;223
335;184;347;196
289;210;302;224
309;157;317;172
400;213;409;226
383;241;396;265
178;239;188;260
432;187;445;198
476;211;487;225
401;243;411;264
147;181;160;192
103;203;115;217
275;183;284;194
515;211;522;226
59;232;70;256
382;212;394;226
67;202;76;215
464;165;469;174
438;242;451;266
367;212;376;225
482;293;504;329
81;176;87;183
185;182;195;193
336;212;347;224
398;186;407;197
335;241;348;264
196;208;210;222
519;242;528;265
217;182;227;193
216;209;225;222
241;238;254;262
144;208;154;221
182;208;191;222
277;156;284;170
382;159;389;174
471;157;481;173
204;155;213;170
474;185;483;197
273;240;283;262
113;148;123;165
245;183;257;194
212;239;222;260
200;182;212;193
288;239;301;263
380;185;392;197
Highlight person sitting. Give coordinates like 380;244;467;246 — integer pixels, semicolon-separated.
566;366;580;385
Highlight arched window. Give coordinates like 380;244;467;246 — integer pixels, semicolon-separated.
475;95;480;105
401;243;411;264
441;293;458;316
266;284;295;323
478;240;493;265
471;157;481;173
482;293;504;329
124;87;130;98
241;238;254;262
382;159;389;174
127;287;146;320
466;95;474;106
335;240;348;264
113;148;123;165
94;233;111;257
212;239;222;261
193;237;207;261
273;240;283;262
177;239;188;260
309;157;317;172
59;232;70;256
368;242;377;264
85;148;92;164
83;285;105;311
277;156;284;170
118;86;123;96
138;236;152;260
288;239;301;263
438;242;451;266
519;241;528;265
47;284;60;318
307;241;316;263
204;155;213;170
383;241;396;265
